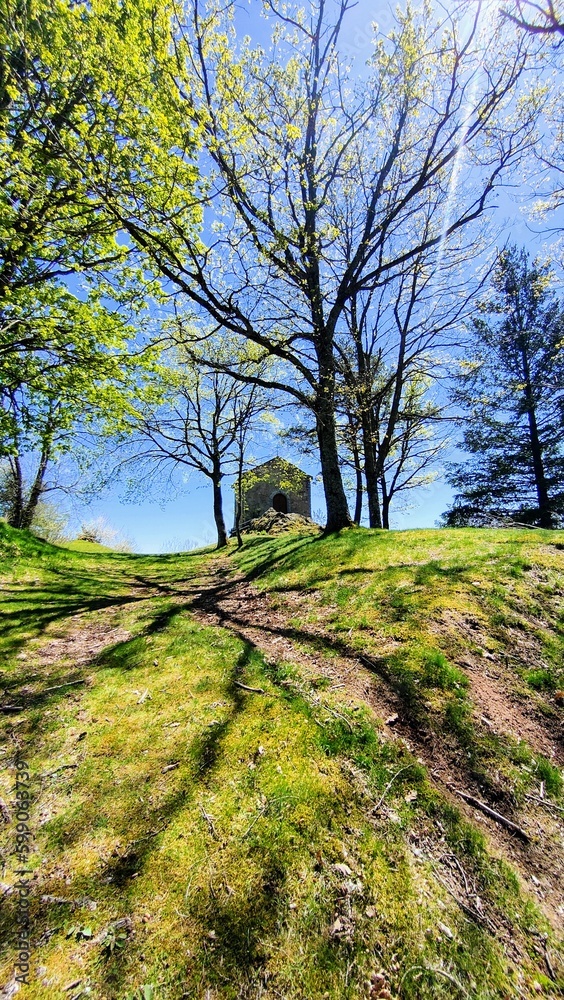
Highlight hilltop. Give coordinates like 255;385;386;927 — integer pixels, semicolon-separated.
0;522;563;999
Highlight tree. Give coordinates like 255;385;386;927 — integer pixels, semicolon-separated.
335;238;481;529
0;287;159;529
122;337;275;549
0;0;197;411
501;1;564;37
0;0;197;300
1;0;123;300
443;246;564;528
497;2;564;220
66;0;536;533
0;461;69;541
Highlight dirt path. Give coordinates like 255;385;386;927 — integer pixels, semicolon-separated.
2;604;135;720
187;562;564;929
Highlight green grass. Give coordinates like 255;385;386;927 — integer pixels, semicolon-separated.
62;539;115;552
233;527;564;795
0;523;563;998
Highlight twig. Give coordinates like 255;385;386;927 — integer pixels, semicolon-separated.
241;804;268;839
373;765;413;812
440;853;470;896
324;706;353;732
44;679;86;693
40;895;92;910
454;789;530;842
544;948;556;982
200;806;219;840
434;872;493;930
525;793;564;814
41;763;79;778
1;705;24;712
128;824;166;849
41;895;77;906
233;681;265;694
400;965;470;998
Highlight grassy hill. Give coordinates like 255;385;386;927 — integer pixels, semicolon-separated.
0;522;563;999
61;539;115;553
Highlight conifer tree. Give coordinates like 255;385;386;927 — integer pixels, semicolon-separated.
443;247;564;528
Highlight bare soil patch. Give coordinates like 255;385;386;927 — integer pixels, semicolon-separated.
25;613;132;671
436;608;564;765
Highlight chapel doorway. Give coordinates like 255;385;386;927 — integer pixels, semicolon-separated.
272;492;288;513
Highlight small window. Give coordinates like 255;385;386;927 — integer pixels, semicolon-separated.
272;492;288;513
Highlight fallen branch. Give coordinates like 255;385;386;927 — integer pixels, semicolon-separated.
434;872;494;931
324;706;353;732
525;793;564;814
454;790;530;842
233;681;265;694
1;705;24;712
241;804;268;839
200;806;219;840
439;852;471;896
44;679;86;693
127;824;166;849
545;948;556;982
40;895;89;910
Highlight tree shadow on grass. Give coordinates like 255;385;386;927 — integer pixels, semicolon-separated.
0;629;267;998
232;534;321;581
0;544;209;663
183;565;530;808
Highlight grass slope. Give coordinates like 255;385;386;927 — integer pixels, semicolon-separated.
61;540;115;553
0;523;562;1000
233;528;564;799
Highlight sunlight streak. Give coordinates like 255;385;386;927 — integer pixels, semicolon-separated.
432;0;502;286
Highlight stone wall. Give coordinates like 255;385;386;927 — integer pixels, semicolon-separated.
235;459;311;523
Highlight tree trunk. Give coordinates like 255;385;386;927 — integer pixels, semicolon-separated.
20;440;51;529
352;438;363;525
315;382;352;533
360;408;382;529
519;339;553;528
380;473;390;530
212;465;228;549
7;455;25;529
353;324;382;529
235;440;244;550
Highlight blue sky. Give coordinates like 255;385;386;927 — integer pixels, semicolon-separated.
65;1;564;553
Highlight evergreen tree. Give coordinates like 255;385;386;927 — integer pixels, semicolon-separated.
443;247;564;528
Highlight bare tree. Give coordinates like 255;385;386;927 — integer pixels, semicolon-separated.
64;0;536;531
123;339;274;548
335;227;489;528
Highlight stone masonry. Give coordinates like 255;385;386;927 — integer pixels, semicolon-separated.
234;458;312;524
